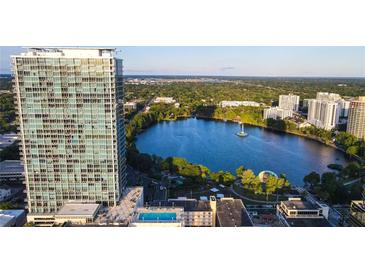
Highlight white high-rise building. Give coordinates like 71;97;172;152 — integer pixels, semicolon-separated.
316;92;341;102
279;94;300;112
307;99;340;130
263;107;293;120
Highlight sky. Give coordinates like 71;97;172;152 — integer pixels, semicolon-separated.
1;46;364;77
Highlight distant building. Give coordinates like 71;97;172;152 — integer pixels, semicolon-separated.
276;197;331;227
124;101;137;112
338;99;351;118
307;99;340;130
153;97;176;104
279;94;300;112
129;207;185;227
316;92;341;102
0;132;19;150
263;107;293;120
346;97;365;140
220;100;260;108
0;160;24;184
216;198;253;227
0;209;26;227
348;200;365;227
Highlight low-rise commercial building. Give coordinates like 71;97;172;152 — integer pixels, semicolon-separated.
220;100;260;108
0;160;24;184
153;97;176;104
27;203;101;226
124;101;138;112
263;107;293;120
149;197;215;227
216;198;253;227
27;187;144;226
348;200;365;227
0;209;26;227
276;197;331;227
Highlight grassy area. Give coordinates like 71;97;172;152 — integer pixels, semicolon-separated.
233;183;287;203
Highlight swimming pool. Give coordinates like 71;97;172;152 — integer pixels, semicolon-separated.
138;212;177;221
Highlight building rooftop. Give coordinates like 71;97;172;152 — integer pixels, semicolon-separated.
216;198;253;227
13;47;117;58
0;209;25;227
150;199;212;212
281;198;317;210
55;203;100;217
95;187;144;226
0;160;24;174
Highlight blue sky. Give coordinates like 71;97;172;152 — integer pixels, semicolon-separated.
1;46;364;77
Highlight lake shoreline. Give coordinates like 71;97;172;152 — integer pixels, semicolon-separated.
136;117;352;185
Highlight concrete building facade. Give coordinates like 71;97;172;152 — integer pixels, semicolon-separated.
279;94;299;112
263;107;293;120
307;99;340;130
347;97;365;140
12;48;126;216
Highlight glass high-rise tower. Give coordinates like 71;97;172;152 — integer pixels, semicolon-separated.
12;48;126;215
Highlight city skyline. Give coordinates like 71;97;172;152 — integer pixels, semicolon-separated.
1;46;365;77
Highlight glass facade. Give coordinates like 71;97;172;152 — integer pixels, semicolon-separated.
12;49;126;214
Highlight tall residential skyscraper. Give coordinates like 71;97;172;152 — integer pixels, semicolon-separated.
278;94;300;112
307;99;340;130
12;48;126;216
347;97;365;140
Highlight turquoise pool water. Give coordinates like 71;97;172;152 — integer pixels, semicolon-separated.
139;212;177;221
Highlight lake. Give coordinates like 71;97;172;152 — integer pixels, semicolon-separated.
136;118;350;186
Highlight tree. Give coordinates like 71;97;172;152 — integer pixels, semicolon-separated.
303;171;320;190
346;146;359;159
241;169;256;188
235;165;246;178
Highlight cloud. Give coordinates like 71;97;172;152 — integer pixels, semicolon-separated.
220;66;235;71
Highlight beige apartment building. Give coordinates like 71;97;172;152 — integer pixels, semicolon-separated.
347;96;365;140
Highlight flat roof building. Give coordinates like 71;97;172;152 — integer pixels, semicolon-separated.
149;197;214;227
216;198;253;227
0;209;26;227
0;160;24;184
153;97;176;104
276;197;331;227
220;101;260;108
